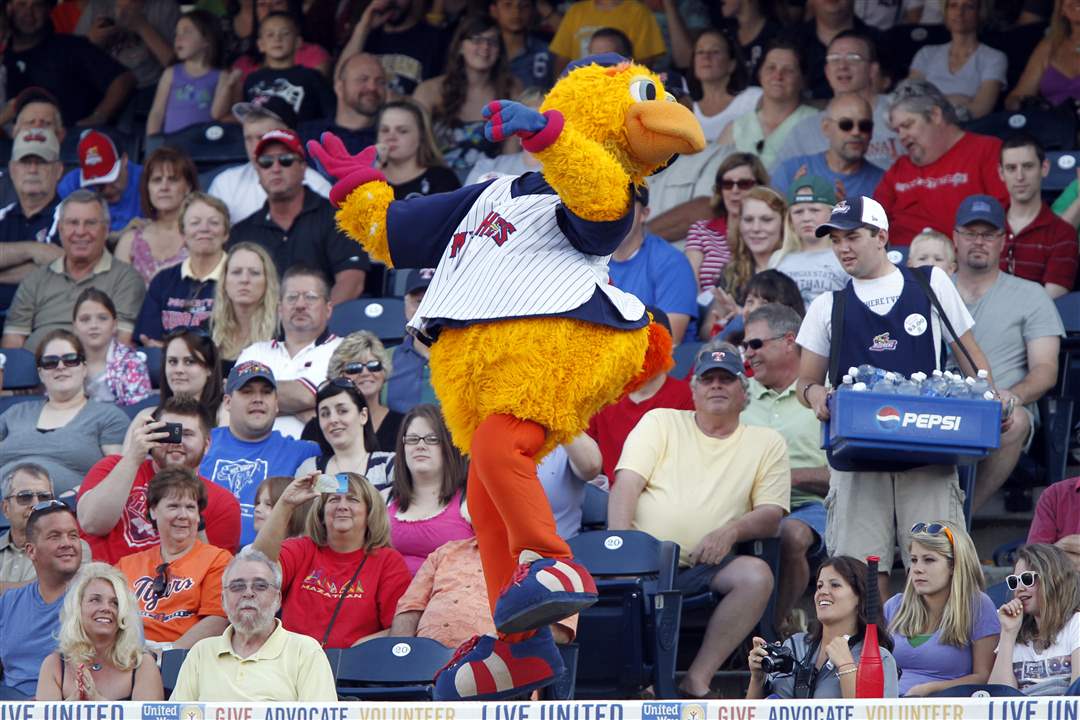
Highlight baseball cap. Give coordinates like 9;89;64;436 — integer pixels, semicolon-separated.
405;268;435;296
12;128;59;162
13;86;60;116
232;94;299;129
226;360;277;394
254;128;305;158
955;194;1005;230
815;195;889;237
693;348;744;378
77;130;122;187
562;52;628;76
788;175;836;206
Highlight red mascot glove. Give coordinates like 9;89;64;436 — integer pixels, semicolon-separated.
306;132;387;207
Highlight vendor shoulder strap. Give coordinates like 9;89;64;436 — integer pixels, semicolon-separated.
321;553;368;648
906;267;978;372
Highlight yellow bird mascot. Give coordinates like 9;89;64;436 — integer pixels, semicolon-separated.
308;53;705;700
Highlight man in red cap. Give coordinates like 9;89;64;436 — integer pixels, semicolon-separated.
56;130;144;234
228;128;369;304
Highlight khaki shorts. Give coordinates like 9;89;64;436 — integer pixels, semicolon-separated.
823;464;965;569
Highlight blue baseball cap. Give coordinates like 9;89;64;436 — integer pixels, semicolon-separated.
226;360;277;394
561;53;628;77
815;195;889;237
955;194;1005;230
693;348;744;379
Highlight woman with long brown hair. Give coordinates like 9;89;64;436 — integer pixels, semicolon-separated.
374;100;461;200
1006;0;1080;109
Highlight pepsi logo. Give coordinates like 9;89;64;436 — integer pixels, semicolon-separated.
876;406;901;430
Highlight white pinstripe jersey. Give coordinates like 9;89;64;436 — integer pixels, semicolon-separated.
408;174;646;335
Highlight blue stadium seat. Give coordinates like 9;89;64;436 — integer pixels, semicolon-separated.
330;636;453;700
964;107;1077;154
580;483;608;532
1;348;39;390
987;580;1011;607
672;341;701;379
383;268;412;297
138;347;163;389
161;647;189;697
882;24;950;82
329;298;407;344
1044;153;1080;194
930;683;1024;697
541;643;579;700
146;122;247;171
568;529;682;699
0;393;43;415
124;392;160;419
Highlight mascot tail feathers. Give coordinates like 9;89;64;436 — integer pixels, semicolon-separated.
623;320;674;395
335;180;396;267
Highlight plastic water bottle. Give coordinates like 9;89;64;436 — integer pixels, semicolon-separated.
947;378;971;398
872;372;899;394
853;382;869;392
895;378;920;396
969;369;992;398
837;374;855;392
857;364;884;386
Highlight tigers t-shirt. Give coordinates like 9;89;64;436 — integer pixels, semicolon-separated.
118;540;230;642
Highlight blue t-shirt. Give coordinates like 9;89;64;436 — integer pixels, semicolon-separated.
508;35;554;91
58;162;145;232
772;153;885;202
0;581;66;697
199;427;320;545
608;232;699;341
537;445;586;540
884;591;1001;696
386;336;437;415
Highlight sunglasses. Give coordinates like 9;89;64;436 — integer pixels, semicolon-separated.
256;153;300;169
343;360;383;374
28;499;70;524
719;178;756;191
741;334;786;351
225;579;274;594
152;562;170;599
4;490;54;506
910;521;955;549
1006;572;1039;591
835;118;874;134
38;353;84;370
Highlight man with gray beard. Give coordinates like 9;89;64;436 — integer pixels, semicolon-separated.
170;548;336;701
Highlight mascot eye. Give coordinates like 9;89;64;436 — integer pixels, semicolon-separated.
629;77;658;102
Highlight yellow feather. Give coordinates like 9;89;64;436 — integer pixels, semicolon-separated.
335;181;396;268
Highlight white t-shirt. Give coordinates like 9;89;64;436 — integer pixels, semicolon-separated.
693;87;763;143
208;163;332;224
911;43;1008;100
1009;612;1080;695
795;265;974;378
234;334;343;438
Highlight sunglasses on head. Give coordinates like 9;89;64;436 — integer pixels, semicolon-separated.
343;360;383;374
911;521;955;549
38;353;83;370
256;153;299;169
1006;571;1039;591
4;490;54;506
835;118;874;134
28;499;69;524
152;562;170;599
720;178;756;191
320;377;357;392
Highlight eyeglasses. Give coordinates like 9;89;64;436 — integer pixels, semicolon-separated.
343;360;383;374
61;218;105;231
152;562;170;599
1006;571;1040;591
256;153;300;169
38;353;84;370
835;118;874;134
4;490;54;506
741;335;786;351
404;434;440;446
719;178;756;191
466;34;499;47
955;228;1003;242
282;291;325;305
825;52;867;64
910;522;956;549
225;579;275;594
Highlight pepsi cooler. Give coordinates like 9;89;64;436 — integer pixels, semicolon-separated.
824;391;1002;466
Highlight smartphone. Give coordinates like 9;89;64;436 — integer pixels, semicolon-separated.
160;422;183;444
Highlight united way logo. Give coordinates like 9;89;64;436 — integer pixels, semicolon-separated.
876;406;901;431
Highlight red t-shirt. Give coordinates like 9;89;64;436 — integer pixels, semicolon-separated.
875;132;1008;246
1028;476;1080;545
78;457;241;564
278;537;411;648
1004;203;1079;290
587;376;694;481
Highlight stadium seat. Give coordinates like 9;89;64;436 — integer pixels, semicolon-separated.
383;268;412;298
929;683;1025;697
672;340;702;379
568;529;682;699
1044;152;1080;194
882;24;950;82
146;122;247;171
987;580;1011;607
541;643;579;700
124;392;160;419
138;347;163;389
580;483;608;532
160;647;189;697
0;393;43;415
964;106;1077;154
984;22;1050;93
328;298;407;344
330;636;453;700
1;348;39;390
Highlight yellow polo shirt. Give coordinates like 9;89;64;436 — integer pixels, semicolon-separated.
170;620;337;701
616;409;791;566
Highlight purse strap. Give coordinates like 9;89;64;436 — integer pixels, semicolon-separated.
321;553;368;648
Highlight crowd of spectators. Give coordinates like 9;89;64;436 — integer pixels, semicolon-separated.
0;0;1078;704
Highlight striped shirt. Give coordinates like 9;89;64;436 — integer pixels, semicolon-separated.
390;173;647;338
685;217;731;290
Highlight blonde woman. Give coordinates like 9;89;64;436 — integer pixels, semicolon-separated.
1005;0;1080;110
885;521;1000;697
327;331;401;450
990;544;1080;695
210;242;280;367
253;471;411;648
37;563;163;701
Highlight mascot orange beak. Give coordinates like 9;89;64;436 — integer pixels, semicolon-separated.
625;100;707;167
